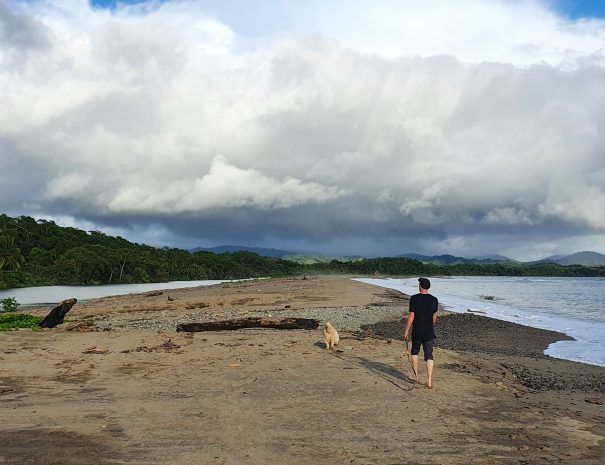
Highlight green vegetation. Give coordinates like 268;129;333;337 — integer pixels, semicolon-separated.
0;313;43;331
1;213;605;290
0;297;19;312
479;295;495;301
0;214;299;289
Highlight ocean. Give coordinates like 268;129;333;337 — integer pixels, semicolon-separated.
355;276;605;367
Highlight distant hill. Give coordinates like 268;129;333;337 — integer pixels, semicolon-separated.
190;245;295;258
541;254;566;262
190;245;364;264
555;251;605;266
530;251;605;266
397;253;512;265
471;254;512;261
283;254;364;264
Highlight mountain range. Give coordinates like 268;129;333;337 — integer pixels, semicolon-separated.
190;245;363;264
398;251;605;266
532;251;605;266
190;245;293;258
191;246;605;266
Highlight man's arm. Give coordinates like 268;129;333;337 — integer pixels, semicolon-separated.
432;301;439;325
403;312;414;340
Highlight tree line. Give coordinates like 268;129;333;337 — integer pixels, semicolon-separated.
0;215;299;289
1;214;604;289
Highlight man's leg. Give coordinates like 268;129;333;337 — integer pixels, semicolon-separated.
411;355;419;381
426;360;434;388
423;339;435;388
410;338;421;381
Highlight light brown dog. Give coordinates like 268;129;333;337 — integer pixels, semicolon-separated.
323;322;339;351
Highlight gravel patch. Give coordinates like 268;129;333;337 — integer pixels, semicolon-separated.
90;305;406;333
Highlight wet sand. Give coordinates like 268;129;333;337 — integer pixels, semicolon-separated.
1;276;604;464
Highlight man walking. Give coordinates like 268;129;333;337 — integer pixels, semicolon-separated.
403;277;438;389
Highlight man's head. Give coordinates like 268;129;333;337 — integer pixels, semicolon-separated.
418;277;431;292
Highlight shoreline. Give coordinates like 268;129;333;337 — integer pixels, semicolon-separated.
356;276;605;368
2;276;604;464
18;275;604;369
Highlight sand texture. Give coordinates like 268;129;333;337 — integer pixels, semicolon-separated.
1;276;604;465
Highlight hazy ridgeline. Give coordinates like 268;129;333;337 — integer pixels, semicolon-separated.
1;214;604;290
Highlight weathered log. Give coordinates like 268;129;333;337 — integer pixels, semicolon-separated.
176;317;319;332
38;298;77;328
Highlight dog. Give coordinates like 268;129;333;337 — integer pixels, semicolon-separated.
323;322;339;351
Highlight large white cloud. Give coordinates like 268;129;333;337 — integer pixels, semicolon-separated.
1;0;605;259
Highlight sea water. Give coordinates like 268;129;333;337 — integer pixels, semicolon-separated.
355;276;605;367
0;279;236;307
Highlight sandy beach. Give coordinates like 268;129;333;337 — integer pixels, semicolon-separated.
1;276;604;464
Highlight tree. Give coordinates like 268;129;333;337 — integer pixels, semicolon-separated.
0;235;24;272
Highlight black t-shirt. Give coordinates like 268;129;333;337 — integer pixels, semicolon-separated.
409;293;438;340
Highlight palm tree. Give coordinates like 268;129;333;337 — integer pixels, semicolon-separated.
0;236;24;272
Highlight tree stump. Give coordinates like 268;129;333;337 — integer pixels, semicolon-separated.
38;298;77;328
176;317;319;332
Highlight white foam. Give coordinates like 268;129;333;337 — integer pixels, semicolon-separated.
355;277;605;367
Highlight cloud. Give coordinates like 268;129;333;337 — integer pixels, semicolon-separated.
194;0;605;67
0;0;49;51
1;0;605;259
105;155;345;213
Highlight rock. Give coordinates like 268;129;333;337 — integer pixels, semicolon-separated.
145;291;164;297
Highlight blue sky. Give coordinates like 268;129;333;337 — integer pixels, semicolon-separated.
555;0;605;18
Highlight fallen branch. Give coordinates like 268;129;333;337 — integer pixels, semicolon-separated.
38;298;77;328
176;317;319;332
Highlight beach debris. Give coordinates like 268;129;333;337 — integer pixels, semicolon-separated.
185;302;210;310
38;298;77;328
585;397;603;405
167;296;175;301
121;339;182;353
227;363;240;368
176;317;319;332
63;322;95;332
145;291;164;297
231;297;256;305
82;346;110;355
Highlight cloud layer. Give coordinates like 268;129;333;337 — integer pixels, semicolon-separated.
1;0;605;259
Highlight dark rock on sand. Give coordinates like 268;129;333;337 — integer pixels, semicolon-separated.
361;313;572;358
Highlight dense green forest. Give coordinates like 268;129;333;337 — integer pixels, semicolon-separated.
310;257;605;277
0;214;299;289
1;214;604;290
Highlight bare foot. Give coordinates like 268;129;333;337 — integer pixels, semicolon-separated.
426;382;433;389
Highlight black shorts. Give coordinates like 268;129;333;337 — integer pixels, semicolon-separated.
411;338;434;361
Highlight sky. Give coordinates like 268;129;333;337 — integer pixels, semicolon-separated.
1;1;605;260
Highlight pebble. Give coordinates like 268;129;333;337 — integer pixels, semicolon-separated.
90;305;406;334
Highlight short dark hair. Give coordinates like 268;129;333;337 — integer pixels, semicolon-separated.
418;277;431;290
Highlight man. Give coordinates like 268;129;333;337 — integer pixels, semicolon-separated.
403;277;438;389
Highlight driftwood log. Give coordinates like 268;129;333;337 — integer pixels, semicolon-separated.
38;298;77;328
176;317;319;332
